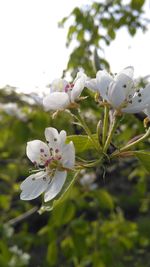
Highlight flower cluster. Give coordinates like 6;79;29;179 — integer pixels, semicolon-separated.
20;67;150;204
42;67;150;116
85;66;150;115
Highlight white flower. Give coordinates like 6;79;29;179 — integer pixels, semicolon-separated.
43;71;87;111
80;171;97;190
20;127;75;202
86;66;150;114
0;102;27;121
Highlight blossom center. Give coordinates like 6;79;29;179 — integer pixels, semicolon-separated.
38;147;62;171
64;83;74;93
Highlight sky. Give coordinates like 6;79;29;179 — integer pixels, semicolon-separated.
0;0;150;93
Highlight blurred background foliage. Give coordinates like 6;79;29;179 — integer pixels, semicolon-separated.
0;0;150;266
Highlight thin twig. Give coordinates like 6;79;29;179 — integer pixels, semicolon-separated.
8;206;39;226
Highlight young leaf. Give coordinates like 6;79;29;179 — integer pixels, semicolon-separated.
66;134;98;153
134;151;150;173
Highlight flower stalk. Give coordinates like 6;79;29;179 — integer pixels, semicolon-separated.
111;127;150;158
75;110;102;153
102;104;109;145
103;112;119;154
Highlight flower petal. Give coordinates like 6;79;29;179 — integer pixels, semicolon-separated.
96;70;113;100
45;127;59;143
115;66;134;80
50;78;68;93
20;171;49;200
43;92;70;111
26;140;50;165
62;141;75;169
44;170;67;202
108;73;133;108
71;72;87;102
122;84;150;113
85;78;98;92
59;130;67;144
44;127;66;152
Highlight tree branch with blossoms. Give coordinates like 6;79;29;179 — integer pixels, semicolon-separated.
20;66;150;213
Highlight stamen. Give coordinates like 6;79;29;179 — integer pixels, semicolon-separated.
40;148;44;153
45;159;51;166
54;138;57;141
138;99;142;102
123;84;127;88
55;149;59;153
128;95;132;99
65;83;74;92
64;84;69;92
38;164;45;169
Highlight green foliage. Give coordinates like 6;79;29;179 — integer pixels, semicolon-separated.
1;84;150;267
66;134;98;153
59;0;148;76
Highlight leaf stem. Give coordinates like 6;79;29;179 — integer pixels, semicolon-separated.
77;156;103;168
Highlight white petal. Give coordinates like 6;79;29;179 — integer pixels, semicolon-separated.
44;170;67;202
45;127;59;151
115;66;134;79
62;141;75;169
108;74;133;108
43;92;70;111
44;127;66;152
26;140;50;165
50;78;68;93
71;72;87;102
59;130;67;144
20;171;49;200
45;127;59;143
96;70;113;100
73;71;87;83
85;78;99;92
122;84;150;113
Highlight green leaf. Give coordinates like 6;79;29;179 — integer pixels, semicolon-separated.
134;151;150;172
66;134;98;153
94;189;114;211
108;28;116;40
131;0;145;10
47;240;57;266
52;201;76;226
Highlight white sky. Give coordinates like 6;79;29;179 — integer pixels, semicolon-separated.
0;0;150;93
